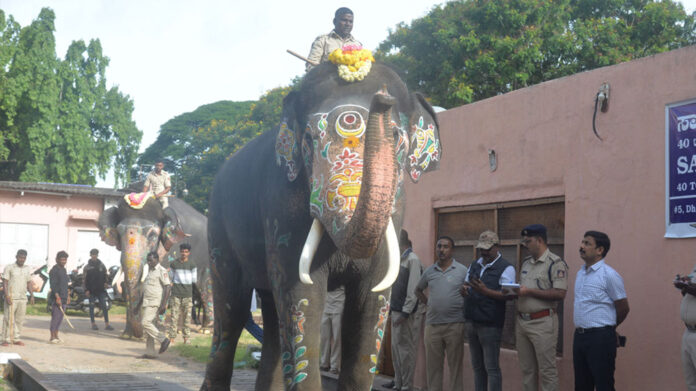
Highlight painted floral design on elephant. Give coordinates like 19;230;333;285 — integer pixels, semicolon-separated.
326;148;363;220
370;294;390;373
408;116;440;181
309;175;324;217
275;121;299;181
282;298;310;388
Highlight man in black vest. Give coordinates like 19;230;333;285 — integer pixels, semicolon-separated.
461;230;516;391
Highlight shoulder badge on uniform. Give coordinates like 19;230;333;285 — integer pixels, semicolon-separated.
557;269;566;278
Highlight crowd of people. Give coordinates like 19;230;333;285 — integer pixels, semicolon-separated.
381;226;630;391
0;242;199;359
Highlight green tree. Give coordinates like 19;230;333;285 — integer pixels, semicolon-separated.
138;100;254;168
0;8;141;186
376;0;696;108
173;86;293;212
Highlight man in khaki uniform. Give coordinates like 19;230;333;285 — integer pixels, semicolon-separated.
306;7;361;71
2;249;34;346
141;251;171;358
143;160;171;209
515;224;568;391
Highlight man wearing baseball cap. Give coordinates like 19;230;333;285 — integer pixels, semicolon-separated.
461;230;515;391
515;224;568;391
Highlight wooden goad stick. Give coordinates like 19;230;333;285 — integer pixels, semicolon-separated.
287;49;319;66
58;305;75;329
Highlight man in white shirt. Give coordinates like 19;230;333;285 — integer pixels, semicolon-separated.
573;230;629;391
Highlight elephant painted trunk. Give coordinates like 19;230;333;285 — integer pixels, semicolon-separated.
120;226;151;337
342;90;398;258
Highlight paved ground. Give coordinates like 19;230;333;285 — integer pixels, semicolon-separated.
0;314;256;390
0;313;395;390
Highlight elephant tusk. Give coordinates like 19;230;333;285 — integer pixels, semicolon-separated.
371;217;400;292
299;219;323;285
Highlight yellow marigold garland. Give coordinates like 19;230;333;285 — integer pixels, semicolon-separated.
329;45;375;82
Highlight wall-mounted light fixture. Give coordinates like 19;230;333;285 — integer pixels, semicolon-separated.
488;149;497;172
592;82;610;140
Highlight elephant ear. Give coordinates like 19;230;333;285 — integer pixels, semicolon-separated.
98;207;121;250
275;91;302;182
161;207;188;251
406;92;442;183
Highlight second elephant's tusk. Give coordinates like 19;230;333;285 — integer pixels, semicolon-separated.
371;217;400;292
299;219;324;285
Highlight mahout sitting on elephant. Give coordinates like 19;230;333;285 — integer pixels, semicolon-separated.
202;57;441;390
98;194;213;338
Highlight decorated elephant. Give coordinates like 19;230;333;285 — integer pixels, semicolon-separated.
98;194;213;338
202;59;441;390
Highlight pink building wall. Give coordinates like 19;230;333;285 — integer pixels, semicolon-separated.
404;45;696;390
0;190;103;271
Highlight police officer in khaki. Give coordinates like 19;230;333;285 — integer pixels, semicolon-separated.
514;224;568;391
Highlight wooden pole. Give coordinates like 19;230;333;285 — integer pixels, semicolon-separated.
287;49;319;66
58;305;75;329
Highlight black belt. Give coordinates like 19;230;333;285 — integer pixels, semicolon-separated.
575;325;614;334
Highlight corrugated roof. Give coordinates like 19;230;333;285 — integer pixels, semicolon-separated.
0;181;126;198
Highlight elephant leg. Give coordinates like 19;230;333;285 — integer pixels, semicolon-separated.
254;289;284;390
201;246;252;391
200;267;214;329
271;281;326;391
337;282;390;390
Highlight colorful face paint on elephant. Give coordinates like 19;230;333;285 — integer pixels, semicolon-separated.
306;105;368;231
116;220;161;337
